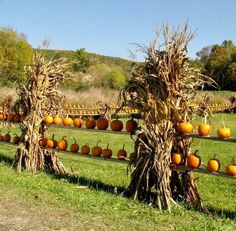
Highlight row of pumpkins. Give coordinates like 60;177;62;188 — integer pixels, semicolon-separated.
39;137;128;160
171;151;236;177
178;121;231;139
44;115;138;133
0;130;235;176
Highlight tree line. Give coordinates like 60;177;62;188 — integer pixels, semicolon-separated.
1;27;236;91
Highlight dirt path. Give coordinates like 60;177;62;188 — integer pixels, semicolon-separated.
0;198;57;231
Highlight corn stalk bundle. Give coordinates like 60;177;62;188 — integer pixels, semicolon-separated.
120;24;214;211
13;49;67;174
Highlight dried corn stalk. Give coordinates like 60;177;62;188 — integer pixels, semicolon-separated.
120;23;214;211
13;48;67;174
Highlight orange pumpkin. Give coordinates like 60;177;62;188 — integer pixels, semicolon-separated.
63;117;73;126
226;158;236;176
53;116;63;126
57;136;68;151
178;122;193;134
44;115;54;124
73;117;83;128
39;137;47;147
102;143;112;158
110;119;123;131
96;117;109;130
3;132;11;142
91;140;102;156
207;154;220;172
7;114;15;122
46;134;57;149
125;118;138;133
70;138;79;153
0;113;4;120
217;127;231;139
13;134;21;144
198;123;211;136
85;117;96;129
80;143;90;155
117;144;127;160
171;152;184;165
187;152;201;169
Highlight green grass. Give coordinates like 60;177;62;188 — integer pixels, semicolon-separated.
0;114;236;230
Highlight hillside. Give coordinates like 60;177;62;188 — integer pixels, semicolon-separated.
43;49;135;74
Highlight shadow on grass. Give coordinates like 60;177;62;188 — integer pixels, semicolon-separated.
0;153;13;166
0;153;235;220
50;172;126;195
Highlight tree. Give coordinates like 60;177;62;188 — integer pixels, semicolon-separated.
72;48;91;73
0;27;33;86
105;67;126;89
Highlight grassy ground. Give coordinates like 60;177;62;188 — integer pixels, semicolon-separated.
0;113;236;230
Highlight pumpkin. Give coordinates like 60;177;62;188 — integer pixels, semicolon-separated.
226;157;236;176
13;134;21;144
207;154;221;172
44;115;54;124
117;144;127;160
102;143;112;158
13;113;21;123
73;117;83;128
125;118;138;133
3;132;11;142
70;138;79;153
57;136;68;151
198;123;211;136
53;116;63;126
46;134;57;149
177;122;193;134
96;117;109;130
85;117;96;129
171;152;184;165
39;137;47;147
110;119;123;131
0;113;4;120
217;127;231;139
91;140;102;156
63;117;73;126
80;143;90;155
7;113;15;122
187;151;201;169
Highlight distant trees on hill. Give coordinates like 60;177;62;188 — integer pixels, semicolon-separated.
196;40;236;90
0;27;33;87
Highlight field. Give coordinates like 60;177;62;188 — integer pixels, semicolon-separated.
0;113;236;230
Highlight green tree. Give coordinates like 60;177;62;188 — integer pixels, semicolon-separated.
72;48;91;73
0;27;33;86
105;67;126;89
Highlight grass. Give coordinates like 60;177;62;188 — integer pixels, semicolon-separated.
0;113;236;230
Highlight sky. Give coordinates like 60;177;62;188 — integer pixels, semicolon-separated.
0;0;235;61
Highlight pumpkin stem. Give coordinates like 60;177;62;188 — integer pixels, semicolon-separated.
96;139;101;146
232;157;236;165
62;136;67;140
122;144;125;150
106;143;110;149
213;154;218;159
222;116;225;128
73;137;77;144
52;134;55;140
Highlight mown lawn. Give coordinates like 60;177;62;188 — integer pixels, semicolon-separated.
0;113;236;230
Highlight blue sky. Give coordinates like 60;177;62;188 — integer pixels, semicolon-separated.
0;0;235;60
